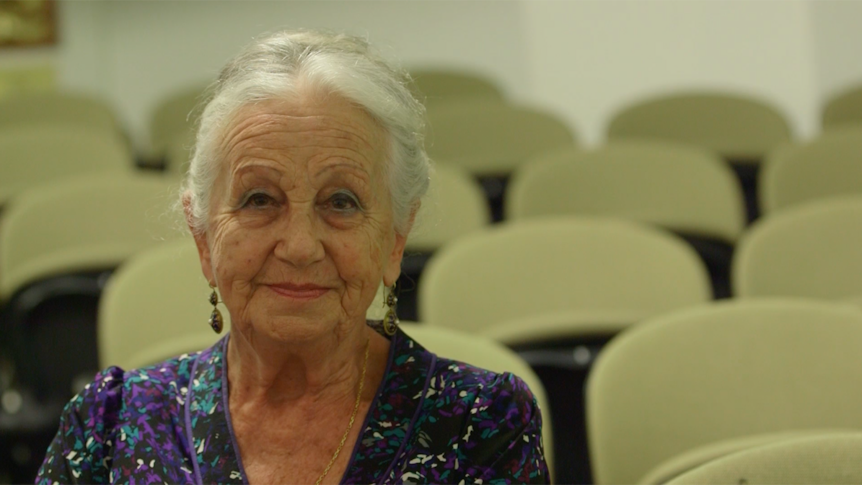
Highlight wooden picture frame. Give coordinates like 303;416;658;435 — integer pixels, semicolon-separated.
0;0;57;48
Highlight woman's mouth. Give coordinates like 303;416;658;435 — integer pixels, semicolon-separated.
266;283;330;301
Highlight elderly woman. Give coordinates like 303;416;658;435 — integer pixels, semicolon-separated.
37;31;547;484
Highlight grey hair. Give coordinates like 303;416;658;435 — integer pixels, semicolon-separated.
183;30;430;236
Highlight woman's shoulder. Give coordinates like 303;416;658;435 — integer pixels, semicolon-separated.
64;350;201;430
429;356;539;422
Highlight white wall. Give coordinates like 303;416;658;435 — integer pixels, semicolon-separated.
55;0;532;150
809;0;862;117
2;0;861;150
523;0;819;144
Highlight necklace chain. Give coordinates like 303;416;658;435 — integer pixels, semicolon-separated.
315;338;370;485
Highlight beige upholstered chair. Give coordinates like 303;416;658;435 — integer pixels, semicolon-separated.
640;429;852;484
399;323;554;475
406;162;491;253
0;125;134;206
409;69;504;105
507;141;745;243
0;173;184;300
418;217;712;335
163;131;195;178
148;84;207;159
607;92;792;162
760;127;862;214
99;240;227;369
732;196;862;300
587;298;862;484
425;100;576;176
0;92;121;135
822;84;862;129
667;432;862;485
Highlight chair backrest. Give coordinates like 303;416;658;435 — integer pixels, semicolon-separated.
607;92;792;161
99;239;228;369
760;127;862;214
0;173;185;300
163;131;195;178
425;100;576;175
148;84;207;158
732;196;862;299
667;432;862;485
406;163;491;252
418;217;711;334
409;69;504;105
586;298;862;485
507;141;745;243
0;92;121;134
823;84;862;129
399;322;553;473
0;125;134;206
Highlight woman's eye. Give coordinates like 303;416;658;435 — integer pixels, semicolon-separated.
329;192;360;212
244;192;274;208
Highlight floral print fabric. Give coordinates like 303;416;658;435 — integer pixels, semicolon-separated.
37;324;549;484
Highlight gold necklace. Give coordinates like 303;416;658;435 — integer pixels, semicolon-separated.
315;338;370;485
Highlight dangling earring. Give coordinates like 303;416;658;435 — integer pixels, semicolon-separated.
208;283;224;334
382;283;399;336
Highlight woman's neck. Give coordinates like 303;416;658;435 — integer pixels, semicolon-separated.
226;321;385;409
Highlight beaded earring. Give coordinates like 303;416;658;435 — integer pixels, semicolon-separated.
382;284;399;336
208;284;224;334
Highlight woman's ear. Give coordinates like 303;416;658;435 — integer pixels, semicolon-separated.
383;203;419;287
182;191;216;285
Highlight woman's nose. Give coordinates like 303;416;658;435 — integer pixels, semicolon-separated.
273;208;325;268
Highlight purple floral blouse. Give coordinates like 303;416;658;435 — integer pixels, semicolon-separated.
36;324;549;484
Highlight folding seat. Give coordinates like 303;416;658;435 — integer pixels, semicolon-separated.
98;239;226;370
732;196;862;300
822;84;862;129
0;173;185;404
418;217;711;335
418;217;713;484
425;99;576;220
0;92;122;136
606;91;793;221
0;125;133;207
587;298;862;484
760;127;862;215
397;163;491;320
409;69;504;105
147;84;207;163
666;432;862;485
507;141;745;297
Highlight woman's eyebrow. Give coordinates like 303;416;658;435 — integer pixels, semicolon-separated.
313;161;371;184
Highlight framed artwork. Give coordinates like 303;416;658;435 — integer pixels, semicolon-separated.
0;0;57;48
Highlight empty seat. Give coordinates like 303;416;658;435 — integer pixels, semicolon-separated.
148;84;207;160
0;125;134;206
398;163;491;320
667;432;862;485
607;92;792;163
732;196;862;300
0;92;122;135
760;127;862;214
587;298;862;484
822;84;862;129
0;173;185;403
99;240;227;369
426;100;576;176
418;217;711;335
507;142;744;241
409;69;504;105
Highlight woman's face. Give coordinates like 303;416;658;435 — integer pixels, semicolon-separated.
190;92;408;343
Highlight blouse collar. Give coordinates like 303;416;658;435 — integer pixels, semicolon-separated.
184;324;436;485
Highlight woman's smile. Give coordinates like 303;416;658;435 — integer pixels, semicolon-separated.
265;282;332;301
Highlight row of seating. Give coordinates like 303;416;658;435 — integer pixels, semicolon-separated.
90;239;862;484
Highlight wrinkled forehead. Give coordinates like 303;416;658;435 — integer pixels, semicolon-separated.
216;93;390;183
